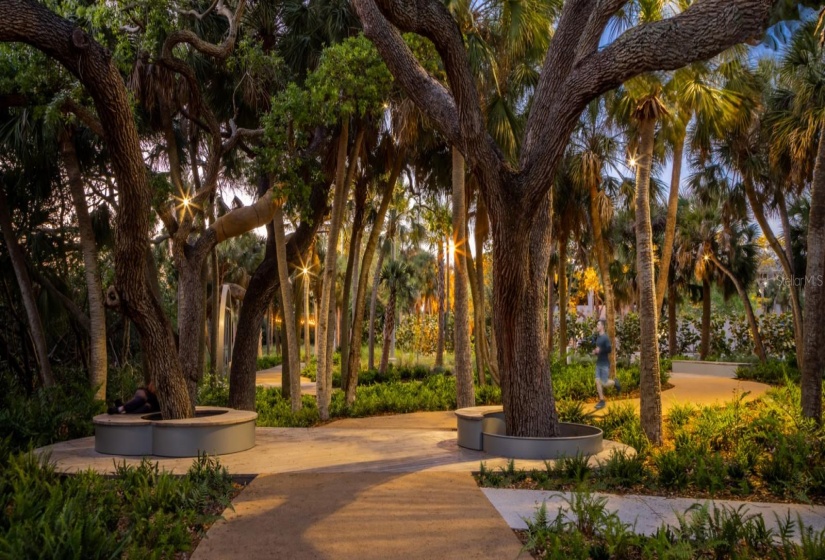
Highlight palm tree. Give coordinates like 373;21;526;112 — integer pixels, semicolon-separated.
766;16;825;419
379;260;415;373
632;90;667;445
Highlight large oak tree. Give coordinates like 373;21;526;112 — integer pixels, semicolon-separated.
352;0;778;437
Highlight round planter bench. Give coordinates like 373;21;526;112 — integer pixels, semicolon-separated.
456;406;603;460
93;406;257;457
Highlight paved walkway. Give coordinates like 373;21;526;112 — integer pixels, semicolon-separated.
37;369;803;557
257;365;316;395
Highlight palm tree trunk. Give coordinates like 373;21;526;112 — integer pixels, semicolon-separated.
465;225;485;386
210;247;220;375
709;252;766;363
744;181;804;368
317;122;356;420
635;116;663;445
801;122;825;421
655;135;683;312
273;203;302;412
558;234;569;361
452;148;474;408
60;130;107;399
347;158;401;403
0;187;55;388
368;241;386;371
547;260;555;363
588;183;617;378
700;278;711;359
475;194;490;379
668;283;677;357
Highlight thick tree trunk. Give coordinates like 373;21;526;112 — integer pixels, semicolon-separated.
452;148;474;408
744;181;804;368
0;188;55;388
588;182;617;378
475;193;490;380
700;278;711;360
347;158;401;403
61;130;107;399
317;123;353;420
801;123;825;421
489;190;556;437
210;247;220;375
655;135;683;312
558;234;569;361
709;252;766;363
635;117;663;445
273;203;302;412
547;260;555;363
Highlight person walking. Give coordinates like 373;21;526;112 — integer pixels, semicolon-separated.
593;320;619;410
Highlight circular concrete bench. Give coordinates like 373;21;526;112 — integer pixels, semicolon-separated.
93;406;257;457
456;406;604;460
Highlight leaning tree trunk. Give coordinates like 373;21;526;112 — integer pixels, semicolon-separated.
0;187;55;388
475;192;491;380
801;122;825;422
700;278;711;360
61;129;107;399
317;123;354;420
347;158;402;403
634;116;663;445
588;182;617;379
744;181;804;369
655;134;683;312
709;252;766;363
452;148;474;408
340;179;367;393
273;202;302;412
367;240;386;371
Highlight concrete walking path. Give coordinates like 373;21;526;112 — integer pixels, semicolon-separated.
37;368;791;557
257;365;316;395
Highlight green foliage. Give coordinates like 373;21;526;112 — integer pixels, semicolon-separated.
736;360;801;385
198;373;230;408
0;368;100;454
523;487;825;560
0;445;235;558
615;312;640;359
306;35;393;123
257;354;284;370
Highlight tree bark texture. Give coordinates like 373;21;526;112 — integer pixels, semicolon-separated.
60;130;107;399
801;122;825;421
340;179;368;393
634;117;663;445
452;148;474;408
273;203;302;412
0;187;55;388
668;283;677;357
368;240;387;371
558;235;569;361
317;123;352;420
435;238;445;368
655;135;683;312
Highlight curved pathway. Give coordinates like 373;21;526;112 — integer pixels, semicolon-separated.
38;370;782;559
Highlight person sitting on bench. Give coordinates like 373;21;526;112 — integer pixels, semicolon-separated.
107;381;159;414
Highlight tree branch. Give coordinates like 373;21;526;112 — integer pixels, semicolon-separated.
222;119;264;153
162;0;246;61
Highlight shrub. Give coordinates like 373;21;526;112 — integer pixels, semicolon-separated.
736;360;801;385
0;445;235;558
257;353;283;370
599;449;645;488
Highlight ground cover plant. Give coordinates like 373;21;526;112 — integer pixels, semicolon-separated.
477;382;825;505
0;443;238;559
519;489;825;559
